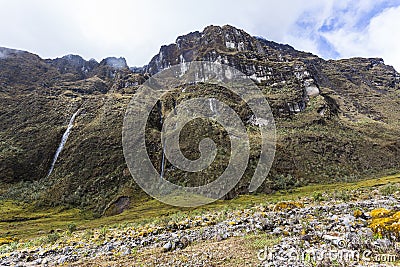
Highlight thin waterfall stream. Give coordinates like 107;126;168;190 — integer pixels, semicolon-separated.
209;98;217;115
47;109;80;177
160;107;166;180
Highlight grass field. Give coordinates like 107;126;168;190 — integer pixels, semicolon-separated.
1;172;399;243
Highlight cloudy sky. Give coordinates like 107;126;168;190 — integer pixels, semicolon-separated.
1;0;400;71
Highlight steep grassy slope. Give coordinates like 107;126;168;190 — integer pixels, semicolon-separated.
0;25;399;214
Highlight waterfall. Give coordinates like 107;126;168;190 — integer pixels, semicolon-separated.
209;98;217;115
160;139;166;179
159;102;165;179
47;109;80;177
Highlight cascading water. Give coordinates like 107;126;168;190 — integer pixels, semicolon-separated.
160;104;166;179
47;109;80;177
209;98;217;115
160;138;166;179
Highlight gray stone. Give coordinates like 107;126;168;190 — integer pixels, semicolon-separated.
120;245;131;256
58;256;68;264
105;243;114;252
163;241;173;252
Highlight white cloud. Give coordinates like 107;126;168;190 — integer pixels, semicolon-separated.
322;6;400;71
0;0;399;71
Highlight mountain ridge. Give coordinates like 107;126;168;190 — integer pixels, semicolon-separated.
0;25;399;214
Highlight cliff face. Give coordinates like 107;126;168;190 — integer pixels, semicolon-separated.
146;25;399;119
0;25;399;213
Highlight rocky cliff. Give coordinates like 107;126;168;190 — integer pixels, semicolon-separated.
0;25;399;214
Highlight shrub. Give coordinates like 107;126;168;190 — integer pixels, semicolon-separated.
67;223;77;234
312;191;324;202
0;237;16;246
380;184;398;196
99;226;108;239
334;190;351;202
45;232;60;244
369;208;400;240
273;201;303;211
353;209;363;218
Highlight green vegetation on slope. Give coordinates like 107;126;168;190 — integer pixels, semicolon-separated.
0;173;399;243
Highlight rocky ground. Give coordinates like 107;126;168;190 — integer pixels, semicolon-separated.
1;184;400;266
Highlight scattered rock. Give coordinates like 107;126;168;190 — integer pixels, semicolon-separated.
1;193;399;266
57;256;68;265
163;241;173;252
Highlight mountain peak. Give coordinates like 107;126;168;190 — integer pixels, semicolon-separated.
0;47;20;59
145;25;260;74
144;24;313;75
100;57;128;69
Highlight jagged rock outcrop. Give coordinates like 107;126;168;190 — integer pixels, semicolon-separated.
145;25;399;120
145;25;331;117
45;54;99;80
